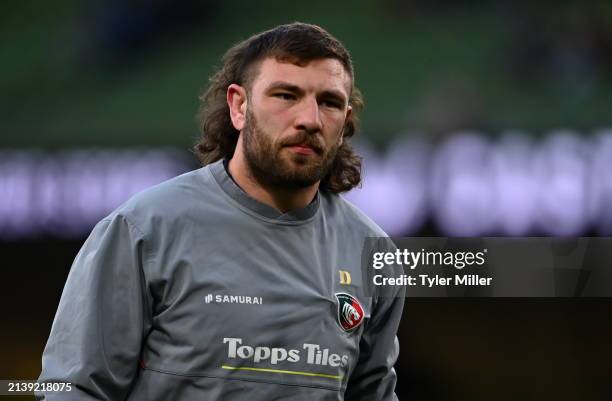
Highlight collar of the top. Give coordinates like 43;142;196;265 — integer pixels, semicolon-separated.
209;159;320;222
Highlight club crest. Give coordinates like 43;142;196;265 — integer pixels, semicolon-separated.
335;293;364;332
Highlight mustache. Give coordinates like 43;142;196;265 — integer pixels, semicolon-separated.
279;132;324;153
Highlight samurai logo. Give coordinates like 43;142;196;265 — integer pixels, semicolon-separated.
335;293;364;332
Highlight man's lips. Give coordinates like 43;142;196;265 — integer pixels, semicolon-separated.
287;144;317;155
284;141;324;155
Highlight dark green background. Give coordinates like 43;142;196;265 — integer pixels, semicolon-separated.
3;0;612;149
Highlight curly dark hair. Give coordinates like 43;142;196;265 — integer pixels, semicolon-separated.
194;22;364;194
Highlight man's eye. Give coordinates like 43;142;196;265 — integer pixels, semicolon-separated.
274;93;295;100
321;100;342;109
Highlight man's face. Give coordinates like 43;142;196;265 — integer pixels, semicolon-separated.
241;57;352;189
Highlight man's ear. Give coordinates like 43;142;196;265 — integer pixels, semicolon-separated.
227;84;248;131
338;105;353;146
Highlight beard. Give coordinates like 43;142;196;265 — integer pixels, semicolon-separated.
242;109;340;190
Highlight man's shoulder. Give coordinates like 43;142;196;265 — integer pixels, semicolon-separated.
321;191;388;238
106;166;218;231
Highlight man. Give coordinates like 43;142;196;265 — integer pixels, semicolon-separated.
38;22;404;400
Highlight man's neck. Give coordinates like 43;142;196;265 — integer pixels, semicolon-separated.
227;155;319;214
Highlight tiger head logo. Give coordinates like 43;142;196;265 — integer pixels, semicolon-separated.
335;293;365;332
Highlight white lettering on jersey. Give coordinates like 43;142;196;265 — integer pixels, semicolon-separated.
223;338;349;367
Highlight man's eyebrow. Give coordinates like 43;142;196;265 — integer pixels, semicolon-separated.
265;81;348;103
265;81;304;94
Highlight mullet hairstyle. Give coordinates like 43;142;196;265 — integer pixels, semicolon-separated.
194;22;363;193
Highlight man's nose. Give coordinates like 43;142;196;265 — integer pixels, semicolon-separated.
294;97;322;134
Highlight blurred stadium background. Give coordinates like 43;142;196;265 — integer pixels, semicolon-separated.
1;1;612;400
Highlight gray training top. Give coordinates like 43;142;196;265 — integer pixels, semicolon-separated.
37;159;405;401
